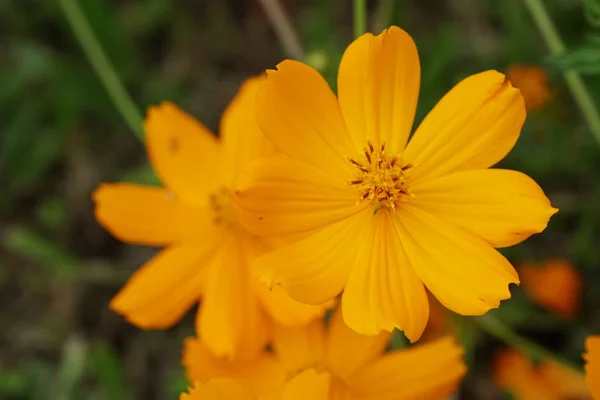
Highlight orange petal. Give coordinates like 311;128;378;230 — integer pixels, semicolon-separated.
520;259;582;319
337;26;420;154
234;155;363;236
110;239;221;329
348;337;466;400
585;335;600;399
256;60;356;179
493;348;557;400
145;102;224;204
410;169;557;248
183;337;285;399
220;76;276;185
404;71;525;183
325;307;390;381
272;318;326;375
92;183;212;246
254;283;329;327
282;369;331;400
198;233;271;359
394;204;518;316
538;360;590;399
341;209;429;341
253;208;372;305
180;379;256;400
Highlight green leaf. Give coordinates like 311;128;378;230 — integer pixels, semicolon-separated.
88;343;133;400
0;367;29;396
4;227;80;279
582;0;600;27
548;34;600;74
56;336;88;400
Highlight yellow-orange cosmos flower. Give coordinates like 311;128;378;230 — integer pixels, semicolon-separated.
183;308;466;399
585;336;600;399
93;77;326;359
233;26;558;340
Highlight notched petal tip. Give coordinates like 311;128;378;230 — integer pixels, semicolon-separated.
91;183;110;203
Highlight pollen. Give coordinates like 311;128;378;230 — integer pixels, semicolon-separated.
348;141;412;210
209;187;236;226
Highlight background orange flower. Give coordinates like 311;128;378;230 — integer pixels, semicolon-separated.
506;65;551;111
519;258;582;319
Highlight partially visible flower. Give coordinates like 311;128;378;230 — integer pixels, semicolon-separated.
494;348;591;399
234;25;557;341
494;348;554;399
519;259;582;319
506;65;551;111
180;369;330;400
184;308;467;399
183;335;285;398
585;336;600;399
421;293;451;342
93;77;327;359
539;360;590;399
180;379;255;400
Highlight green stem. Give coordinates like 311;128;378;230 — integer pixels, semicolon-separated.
256;0;305;60
58;0;144;141
476;314;583;373
523;0;600;147
374;0;395;33
353;0;367;38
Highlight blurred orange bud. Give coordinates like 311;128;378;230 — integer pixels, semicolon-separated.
519;258;582;319
506;65;551;111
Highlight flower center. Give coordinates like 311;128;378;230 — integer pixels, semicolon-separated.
348;141;412;210
209;187;237;226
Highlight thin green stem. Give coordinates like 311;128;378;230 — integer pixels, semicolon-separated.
257;0;305;60
58;0;144;141
353;0;367;38
476;314;583;373
374;0;395;33
523;0;600;147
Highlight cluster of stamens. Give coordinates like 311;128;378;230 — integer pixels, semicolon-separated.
348;141;412;210
209;187;236;225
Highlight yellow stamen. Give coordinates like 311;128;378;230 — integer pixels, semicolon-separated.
348;140;412;210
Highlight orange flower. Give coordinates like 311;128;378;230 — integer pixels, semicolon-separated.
421;293;451;342
180;379;255;400
183;307;467;399
180;370;331;400
585;336;600;399
520;259;582;319
93;77;327;359
233;26;557;340
494;348;591;399
506;65;551;111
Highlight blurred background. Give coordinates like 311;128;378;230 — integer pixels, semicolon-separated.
2;0;600;399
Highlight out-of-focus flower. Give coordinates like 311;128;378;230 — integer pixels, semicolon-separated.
93;77;327;360
506;65;551;111
585;336;600;399
180;369;331;400
421;293;451;342
234;25;557;341
184;308;467;399
494;348;591;399
519;259;582;319
180;379;255;400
